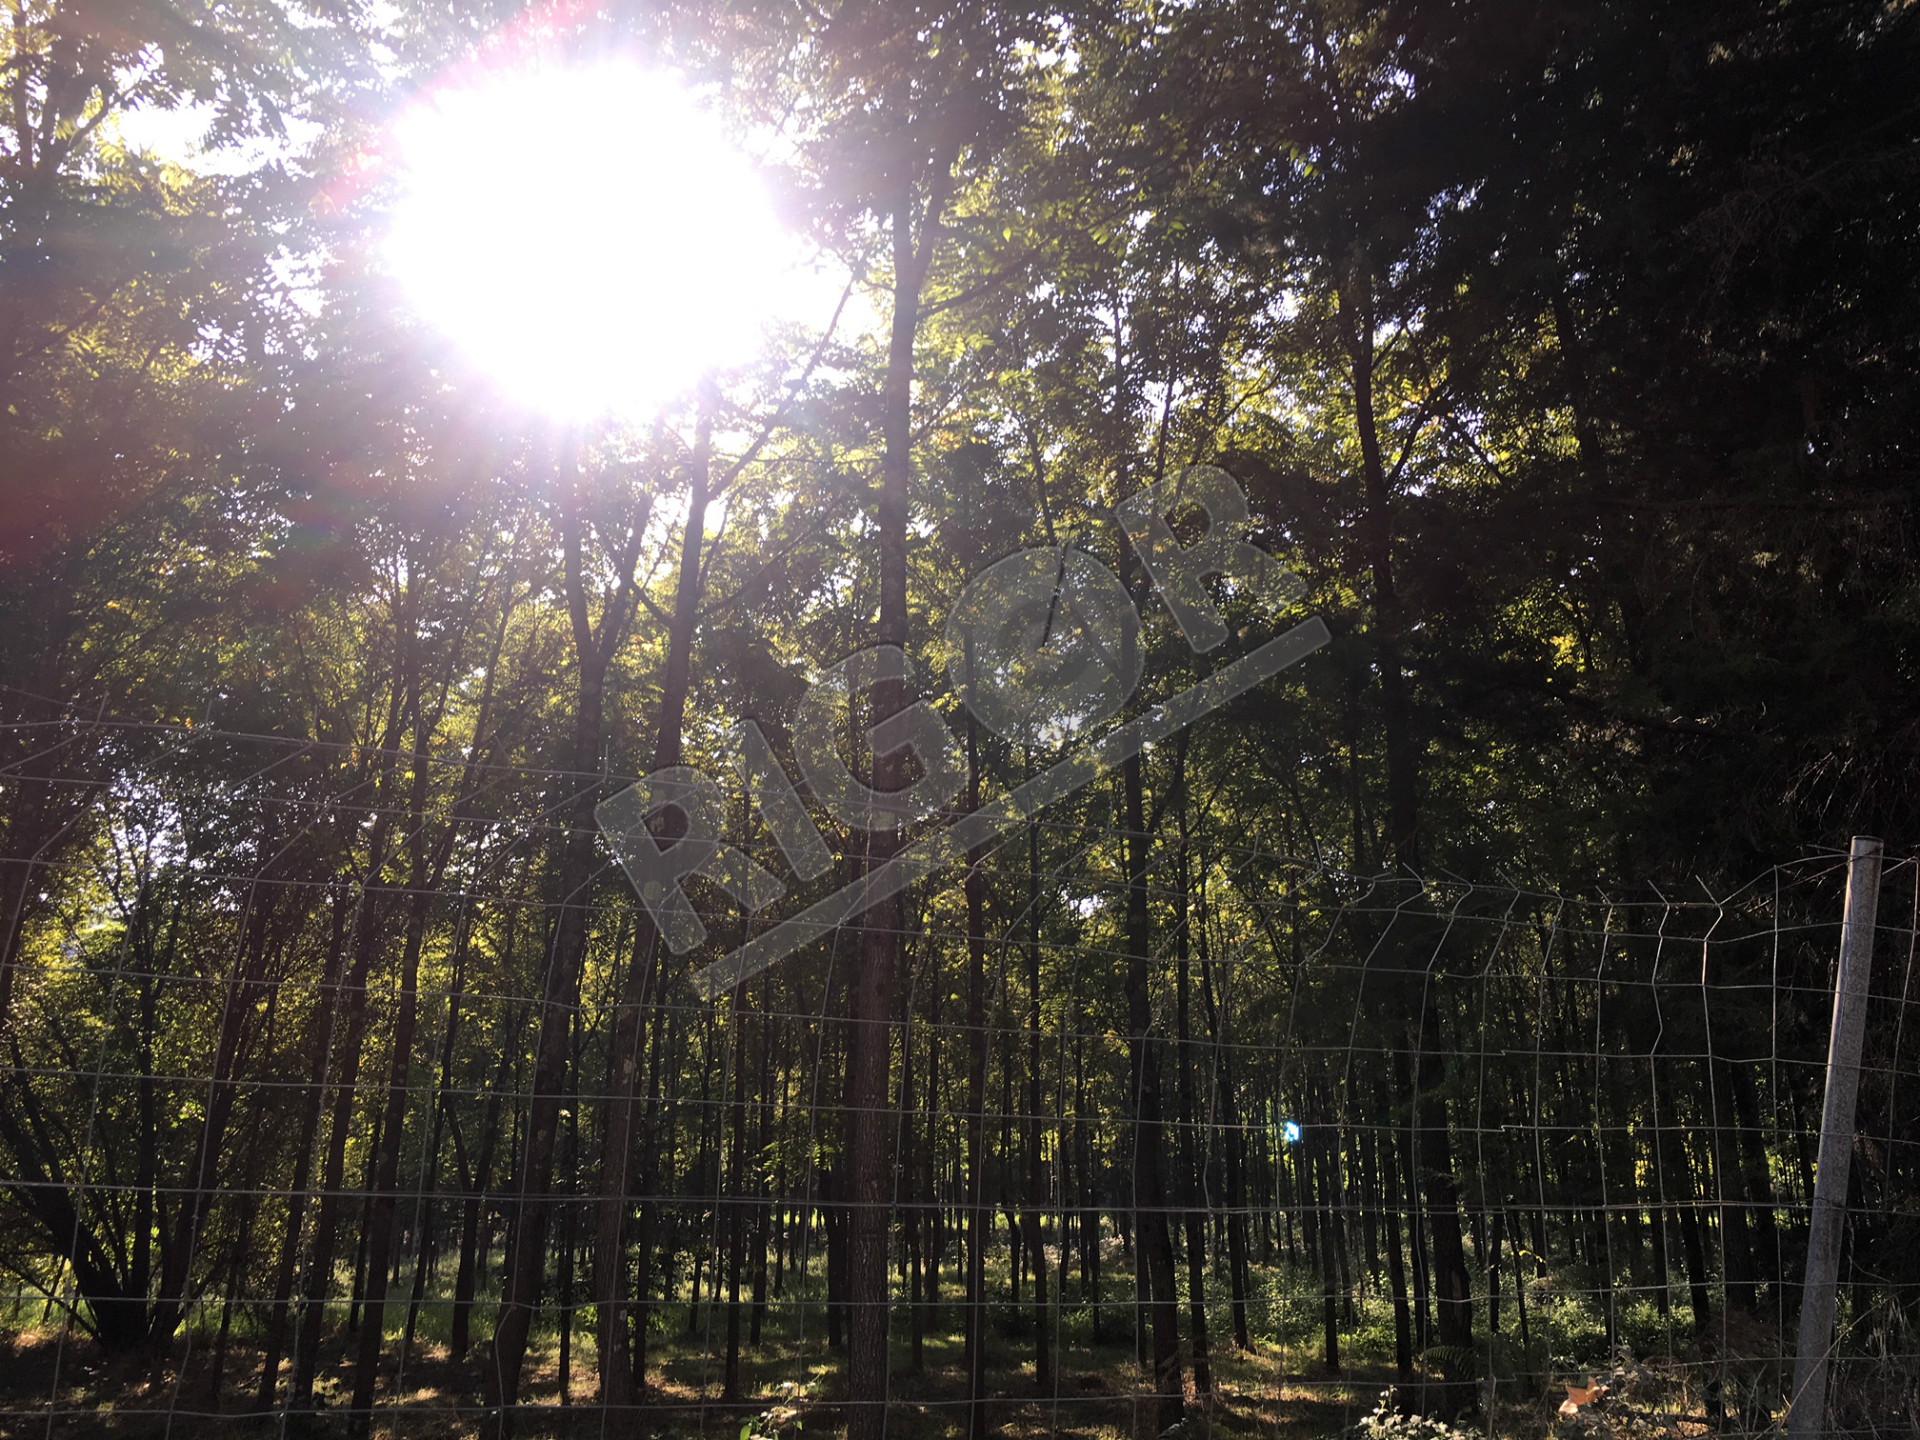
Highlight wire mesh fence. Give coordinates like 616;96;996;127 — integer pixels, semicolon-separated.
0;719;1916;1438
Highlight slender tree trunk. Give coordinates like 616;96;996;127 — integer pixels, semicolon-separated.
256;891;355;1410
402;900;479;1362
346;868;435;1434
1197;894;1252;1351
490;448;647;1425
903;961;923;1372
632;997;673;1391
146;877;280;1353
1486;1202;1503;1337
1344;261;1474;1415
351;688;478;1431
1123;757;1183;1433
1380;1100;1414;1382
1317;1114;1341;1375
488;797;596;1424
1078;1034;1104;1347
1511;1217;1532;1381
845;146;953;1440
1710;1058;1759;1314
596;395;710;1407
1670;1123;1715;1336
963;719;990;1440
1172;767;1210;1394
714;990;743;1401
288;848;396;1411
921;969;941;1350
451;1031;512;1361
557;1008;582;1409
1359;1125;1382;1290
750;995;776;1347
1024;813;1052;1392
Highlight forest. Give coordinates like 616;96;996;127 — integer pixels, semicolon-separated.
2;0;1918;1436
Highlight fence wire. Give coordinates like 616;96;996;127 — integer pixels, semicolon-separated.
0;720;1915;1438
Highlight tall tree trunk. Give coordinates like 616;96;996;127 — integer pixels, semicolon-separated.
145;871;283;1354
351;655;491;1430
1123;756;1184;1433
1172;763;1210;1394
963;719;991;1440
256;866;369;1402
1025;813;1052;1392
557;1007;582;1409
1196;881;1252;1351
1077;1033;1104;1348
902;954;923;1371
345;541;516;1422
403;897;481;1363
596;395;712;1407
1657;1111;1714;1337
1727;1061;1780;1294
1316;1109;1342;1375
750;990;776;1347
632;993;673;1391
451;1008;515;1361
1380;1102;1414;1381
845;145;954;1440
919;967;941;1354
288;778;402;1412
490;447;648;1425
723;987;749;1401
345;853;435;1435
1004;1037;1021;1307
1343;265;1474;1414
1709;1058;1758;1314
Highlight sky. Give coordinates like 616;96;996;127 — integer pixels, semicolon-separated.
112;72;881;426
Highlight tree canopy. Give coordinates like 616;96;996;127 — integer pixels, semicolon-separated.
2;0;1916;1435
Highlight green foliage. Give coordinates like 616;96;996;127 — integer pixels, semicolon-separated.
1355;1389;1482;1440
2;0;1916;1429
740;1379;811;1440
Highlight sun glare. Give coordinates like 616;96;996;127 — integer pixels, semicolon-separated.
384;62;784;422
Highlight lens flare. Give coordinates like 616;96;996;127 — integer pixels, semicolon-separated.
384;61;783;422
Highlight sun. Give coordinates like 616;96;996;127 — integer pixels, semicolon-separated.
383;61;784;423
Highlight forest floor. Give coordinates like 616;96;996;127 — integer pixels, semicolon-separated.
0;1248;1753;1439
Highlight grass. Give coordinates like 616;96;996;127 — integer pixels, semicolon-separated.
0;1235;1769;1439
